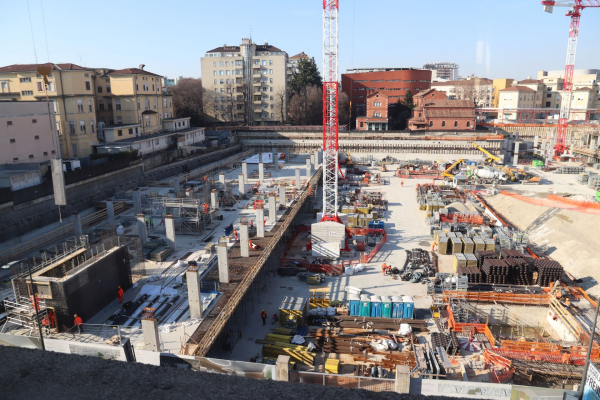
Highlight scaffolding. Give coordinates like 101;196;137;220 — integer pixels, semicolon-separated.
149;197;220;236
1;296;49;336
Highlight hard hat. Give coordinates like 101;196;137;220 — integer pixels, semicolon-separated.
74;314;78;317
118;286;121;289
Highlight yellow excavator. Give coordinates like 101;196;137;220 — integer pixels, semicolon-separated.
346;152;353;166
471;142;501;165
443;159;465;179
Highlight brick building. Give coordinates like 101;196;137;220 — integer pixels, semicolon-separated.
356;91;389;130
341;68;431;127
408;89;475;131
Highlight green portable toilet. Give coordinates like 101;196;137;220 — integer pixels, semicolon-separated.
359;294;371;317
381;296;392;318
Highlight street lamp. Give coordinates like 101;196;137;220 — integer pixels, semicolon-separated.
579;299;600;399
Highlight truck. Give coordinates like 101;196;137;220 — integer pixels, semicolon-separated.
469;168;506;185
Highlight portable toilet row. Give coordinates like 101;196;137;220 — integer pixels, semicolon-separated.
370;295;382;317
359;294;371;317
391;296;404;318
381;296;392;318
348;293;361;316
403;295;414;319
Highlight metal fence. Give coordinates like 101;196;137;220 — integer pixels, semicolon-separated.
289;371;395;393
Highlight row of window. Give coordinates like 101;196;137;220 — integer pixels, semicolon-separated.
97;97;172;111
8;134;41;142
214;78;274;85
213;69;274;76
214;86;274;94
423;120;471;128
12;150;55;162
215;112;275;120
212;60;274;67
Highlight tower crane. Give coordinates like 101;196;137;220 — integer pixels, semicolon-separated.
541;0;600;156
321;0;340;222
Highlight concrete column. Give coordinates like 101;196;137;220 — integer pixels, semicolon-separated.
310;153;315;168
295;168;301;189
256;207;265;238
242;162;248;182
395;365;410;394
133;190;141;215
590;139;596;150
186;266;203;319
136;213;148;244
72;211;82;238
141;314;161;352
306;157;312;178
210;189;218;210
218;173;225;186
284;148;289;162
217;242;230;283
513;142;520;166
279;185;286;207
238;173;245;195
276;355;290;382
165;215;176;252
273;148;280;170
106;201;115;228
268;193;277;224
172;176;180;196
258;161;264;183
318;149;322;165
534;134;539;149
240;222;249;258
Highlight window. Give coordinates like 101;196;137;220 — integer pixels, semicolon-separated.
33;134;39;139
164;112;168;118
360;122;364;128
88;99;93;112
153;98;156;109
152;84;155;91
43;152;48;156
269;69;273;75
106;85;111;93
219;61;224;67
85;81;91;90
429;121;433;127
77;99;84;113
71;144;78;157
128;128;133;135
107;100;113;111
163;98;167;107
219;71;224;76
466;121;471;127
90;120;95;133
9;139;15;143
116;116;122;124
220;79;224;84
213;79;217;84
442;121;446;127
117;130;123;136
546;101;551;107
136;83;139;91
145;115;150;126
32;119;37;124
12;157;18;162
137;98;141;110
270;87;273;92
29;154;34;159
37;82;44;92
22;91;33;95
84;73;89;78
213;71;217;76
269;60;273;65
19;77;31;83
213;62;216;67
79;120;86;134
98;100;105;110
155;139;159;145
454;121;458;127
97;86;103;93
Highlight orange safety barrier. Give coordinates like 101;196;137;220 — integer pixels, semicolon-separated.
500;190;600;216
443;290;550;306
440;213;484;225
488;348;600;366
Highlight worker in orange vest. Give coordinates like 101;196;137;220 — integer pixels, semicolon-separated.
202;203;209;213
431;242;437;252
261;310;267;325
42;316;51;334
117;286;124;303
234;229;238;241
74;314;84;333
250;219;253;229
401;180;404;187
381;263;388;275
565;297;571;308
249;239;253;250
30;293;40;311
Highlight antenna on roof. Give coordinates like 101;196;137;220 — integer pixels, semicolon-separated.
139;64;145;70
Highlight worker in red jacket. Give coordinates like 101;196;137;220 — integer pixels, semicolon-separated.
260;310;267;325
74;314;84;333
117;286;124;303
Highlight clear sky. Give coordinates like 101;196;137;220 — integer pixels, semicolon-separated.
1;0;599;81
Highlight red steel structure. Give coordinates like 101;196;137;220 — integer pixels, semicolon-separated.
541;0;600;156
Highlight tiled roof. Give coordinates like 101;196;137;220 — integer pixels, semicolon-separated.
108;68;162;77
433;78;492;86
366;91;388;99
426;109;475;118
414;88;437;97
517;79;543;84
499;86;535;92
290;52;309;59
574;87;593;91
207;44;282;53
423;99;475;108
0;62;88;73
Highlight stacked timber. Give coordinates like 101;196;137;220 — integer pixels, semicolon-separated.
262;343;315;366
458;266;482;283
475;250;497;269
438;237;449;255
473;237;486;252
327;316;427;331
482;259;509;284
535;259;563;287
461;238;475;254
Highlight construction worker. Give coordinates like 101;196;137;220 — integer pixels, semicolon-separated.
203;203;209;213
250;219;254;229
74;314;84;333
48;310;55;328
565;297;571;308
401;180;404;187
42;316;50;334
249;239;253;250
30;293;40;311
117;286;124;304
431;242;437;252
234;229;238;241
149;217;154;229
160;214;165;226
261;310;267;325
144;215;149;228
382;263;388;275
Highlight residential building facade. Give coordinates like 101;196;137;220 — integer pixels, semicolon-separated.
431;77;493;107
288;52;309;76
497;86;536;119
356;91;389;131
0;63;98;158
201;38;288;125
423;62;459;81
0;101;59;164
491;79;514;108
341;68;432;126
408;89;476;131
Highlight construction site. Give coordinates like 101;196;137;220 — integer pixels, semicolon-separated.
2;1;600;398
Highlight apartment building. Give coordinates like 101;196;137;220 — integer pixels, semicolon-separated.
423;62;459;81
356;91;389;131
0;63;98;158
497;86;536;119
491;79;514;108
431;77;493;107
93;67;174;135
289;52;309;76
0;101;59;164
201;38;289;125
537;69;600;120
408;89;476;131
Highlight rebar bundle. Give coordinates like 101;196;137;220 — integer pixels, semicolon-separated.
482;259;509;284
535;259;563;287
458;266;482;283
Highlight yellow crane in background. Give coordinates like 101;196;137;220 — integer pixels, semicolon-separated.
443;159;465;178
471;142;501;164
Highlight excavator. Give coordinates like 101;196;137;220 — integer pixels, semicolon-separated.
442;159;465;179
471;142;501;165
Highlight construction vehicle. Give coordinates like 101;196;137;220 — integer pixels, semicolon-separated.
521;175;541;185
442;159;465;180
469;168;507;185
346;152;353;166
471;142;501;164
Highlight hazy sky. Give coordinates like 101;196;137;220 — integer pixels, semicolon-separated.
2;0;599;81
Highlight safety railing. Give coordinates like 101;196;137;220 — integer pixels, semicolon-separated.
289;370;395;393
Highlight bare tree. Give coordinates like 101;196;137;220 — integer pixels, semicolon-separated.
171;78;204;126
288;85;322;125
453;79;491;107
338;91;350;127
275;87;287;124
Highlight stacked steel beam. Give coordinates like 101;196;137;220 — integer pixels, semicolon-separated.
458;266;482;283
482;259;509;284
431;332;460;355
475;250;497;269
535;259;563;287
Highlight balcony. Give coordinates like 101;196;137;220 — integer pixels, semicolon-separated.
253;81;261;86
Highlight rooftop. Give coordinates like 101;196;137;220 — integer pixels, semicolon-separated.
0;63;89;73
345;67;427;73
517;79;543;84
206;42;283;54
110;126;204;144
103;123;141;129
107;68;163;77
499;86;536;92
290;52;309;59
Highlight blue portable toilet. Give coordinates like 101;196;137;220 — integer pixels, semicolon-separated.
348;293;360;316
402;295;414;319
391;296;403;318
381;296;392;318
370;295;382;318
359;294;371;317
